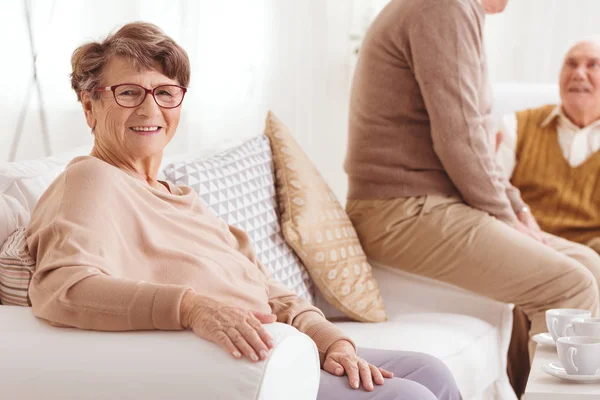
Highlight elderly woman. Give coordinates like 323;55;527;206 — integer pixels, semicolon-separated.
26;22;460;400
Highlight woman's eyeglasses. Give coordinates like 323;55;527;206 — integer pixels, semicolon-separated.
95;83;187;109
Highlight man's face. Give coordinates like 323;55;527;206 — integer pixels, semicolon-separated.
481;0;509;14
560;41;600;123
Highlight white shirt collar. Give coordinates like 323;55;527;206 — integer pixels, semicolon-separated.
540;105;561;128
540;105;600;130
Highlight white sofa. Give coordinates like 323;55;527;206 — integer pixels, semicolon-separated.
0;83;560;400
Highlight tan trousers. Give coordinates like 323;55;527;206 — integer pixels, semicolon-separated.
346;195;600;361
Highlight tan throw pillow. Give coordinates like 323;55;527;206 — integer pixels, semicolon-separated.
264;111;387;322
0;228;35;306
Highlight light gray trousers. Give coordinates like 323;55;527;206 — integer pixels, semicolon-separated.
317;348;462;400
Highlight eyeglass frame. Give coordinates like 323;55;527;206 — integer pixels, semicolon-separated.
95;83;188;109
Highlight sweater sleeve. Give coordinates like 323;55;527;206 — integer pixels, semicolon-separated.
227;224;354;364
408;2;517;223
27;167;190;331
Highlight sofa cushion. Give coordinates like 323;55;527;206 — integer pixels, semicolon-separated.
163;135;315;302
0;145;92;246
335;313;503;400
0;228;34;306
264;111;386;322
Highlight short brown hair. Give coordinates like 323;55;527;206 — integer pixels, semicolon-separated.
70;22;190;101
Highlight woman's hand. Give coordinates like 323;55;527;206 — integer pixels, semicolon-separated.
180;290;276;362
323;340;393;391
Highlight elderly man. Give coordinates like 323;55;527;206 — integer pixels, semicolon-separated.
497;38;600;255
345;0;600;396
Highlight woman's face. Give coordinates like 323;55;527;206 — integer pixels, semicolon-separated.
82;56;182;163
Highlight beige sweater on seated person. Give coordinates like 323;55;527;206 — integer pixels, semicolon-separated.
26;156;351;359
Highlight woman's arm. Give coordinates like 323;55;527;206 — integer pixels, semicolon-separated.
28;217;190;331
27;164;191;331
226;223;354;364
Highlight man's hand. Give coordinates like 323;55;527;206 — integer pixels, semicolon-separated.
495;131;504;153
322;340;393;391
512;209;548;245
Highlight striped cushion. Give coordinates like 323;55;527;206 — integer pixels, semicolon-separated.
0;228;34;306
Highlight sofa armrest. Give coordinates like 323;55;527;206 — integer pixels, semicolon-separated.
0;306;320;400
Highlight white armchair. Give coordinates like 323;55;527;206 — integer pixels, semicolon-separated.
0;306;320;400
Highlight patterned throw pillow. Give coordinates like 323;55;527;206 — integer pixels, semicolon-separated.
264;111;387;322
0;228;35;306
163;135;315;303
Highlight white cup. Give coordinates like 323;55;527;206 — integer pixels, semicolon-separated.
556;336;600;375
565;317;600;337
546;309;592;342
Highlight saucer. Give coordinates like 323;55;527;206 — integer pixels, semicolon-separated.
542;362;600;383
533;332;555;347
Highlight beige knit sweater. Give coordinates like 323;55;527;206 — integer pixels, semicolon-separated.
344;0;524;223
26;156;350;358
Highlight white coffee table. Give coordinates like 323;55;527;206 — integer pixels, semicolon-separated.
525;344;600;399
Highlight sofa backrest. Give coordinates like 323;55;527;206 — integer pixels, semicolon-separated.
0;145;93;245
491;82;560;124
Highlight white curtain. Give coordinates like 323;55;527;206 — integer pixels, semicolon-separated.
354;0;600;84
2;0;359;200
485;0;600;84
8;1;592;200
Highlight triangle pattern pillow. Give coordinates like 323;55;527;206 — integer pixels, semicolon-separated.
264;111;387;322
163;135;315;303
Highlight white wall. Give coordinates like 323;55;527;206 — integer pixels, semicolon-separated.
1;0;356;201
362;0;600;85
485;0;600;84
5;1;594;201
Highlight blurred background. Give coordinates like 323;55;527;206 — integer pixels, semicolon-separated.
1;0;598;200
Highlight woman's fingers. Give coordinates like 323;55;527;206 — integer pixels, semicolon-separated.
323;357;345;376
379;367;394;379
370;364;385;385
213;331;242;359
226;326;259;362
252;311;277;324
239;322;270;360
340;356;360;389
358;360;374;391
248;315;275;349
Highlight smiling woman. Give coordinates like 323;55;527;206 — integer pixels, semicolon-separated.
67;23;190;190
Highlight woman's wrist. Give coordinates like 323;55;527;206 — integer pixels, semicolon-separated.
179;289;196;329
326;339;355;355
